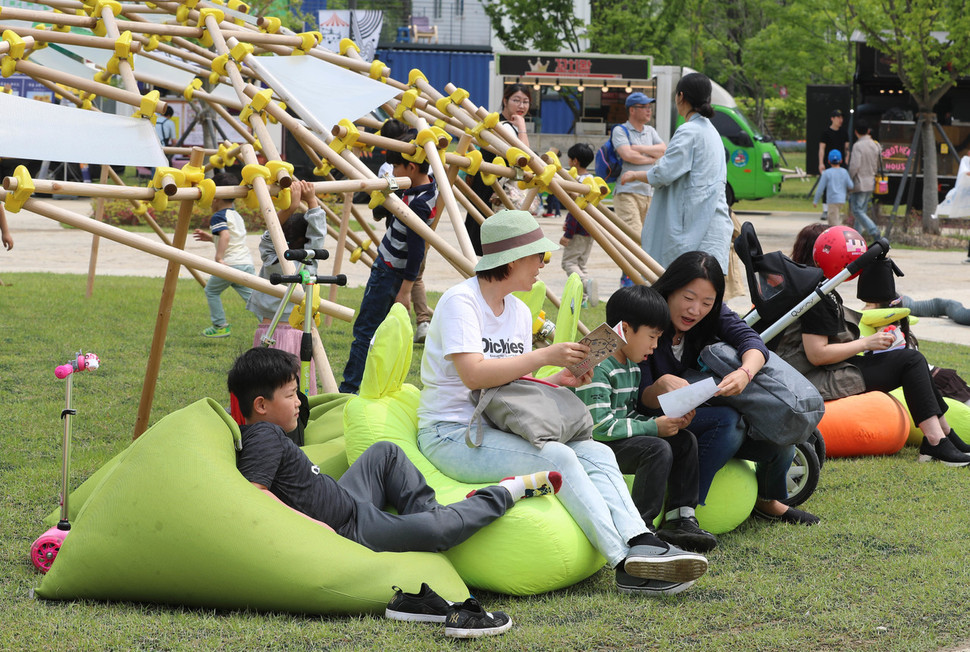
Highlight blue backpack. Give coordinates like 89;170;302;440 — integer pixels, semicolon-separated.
593;124;631;183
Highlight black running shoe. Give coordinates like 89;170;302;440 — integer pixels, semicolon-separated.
657;516;718;553
947;430;970;454
615;567;696;596
385;583;454;623
752;505;820;525
918;436;970;467
444;598;513;638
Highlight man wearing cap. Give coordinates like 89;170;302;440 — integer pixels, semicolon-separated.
818;109;850;220
613;92;667;238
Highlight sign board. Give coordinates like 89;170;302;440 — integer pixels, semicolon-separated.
495;51;652;83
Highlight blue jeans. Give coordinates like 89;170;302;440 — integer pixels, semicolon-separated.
417;421;648;568
339;259;404;394
849;191;879;238
689;405;795;503
204;263;255;327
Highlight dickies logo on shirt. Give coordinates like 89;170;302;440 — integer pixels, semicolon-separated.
310;464;320;475
481;337;525;356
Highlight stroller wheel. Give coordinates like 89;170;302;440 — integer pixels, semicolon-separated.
782;440;820;507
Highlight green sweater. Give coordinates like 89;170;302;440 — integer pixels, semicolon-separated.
574;355;659;441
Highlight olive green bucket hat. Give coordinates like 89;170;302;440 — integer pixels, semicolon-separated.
474;210;560;273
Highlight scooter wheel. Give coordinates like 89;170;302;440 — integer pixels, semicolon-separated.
30;533;66;573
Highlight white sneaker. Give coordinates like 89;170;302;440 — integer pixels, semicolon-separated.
584;278;599;307
413;321;430;344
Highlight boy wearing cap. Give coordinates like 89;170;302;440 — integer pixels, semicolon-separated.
340;132;439;395
813;150;854;226
417;210;709;596
613;92;667;238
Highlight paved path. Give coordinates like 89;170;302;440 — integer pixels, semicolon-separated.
3;199;969;344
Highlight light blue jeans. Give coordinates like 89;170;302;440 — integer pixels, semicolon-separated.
849;191;879;238
204;263;255;327
417;421;648;568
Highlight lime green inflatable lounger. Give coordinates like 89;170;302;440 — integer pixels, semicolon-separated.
35;396;468;615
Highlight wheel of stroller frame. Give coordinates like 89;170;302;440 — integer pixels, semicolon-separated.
782;439;820;507
30;530;67;573
811;428;826;469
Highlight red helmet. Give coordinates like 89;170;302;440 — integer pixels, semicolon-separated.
813;226;867;279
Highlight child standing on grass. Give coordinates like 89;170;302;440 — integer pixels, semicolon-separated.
339;129;438;394
574;285;717;552
814;150;854;226
559;143;598;307
193;172;255;338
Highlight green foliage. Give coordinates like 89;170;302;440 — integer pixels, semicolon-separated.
482;0;586;52
736;96;807;141
93;199;266;233
587;0;681;58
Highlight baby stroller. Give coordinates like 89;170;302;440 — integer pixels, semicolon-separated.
733;222;894;506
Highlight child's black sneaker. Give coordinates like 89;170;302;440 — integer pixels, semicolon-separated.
947;430;970;454
385;583;454;623
918;435;970;467
444;598;513;638
615;567;695;596
623;534;708;583
657;516;718;553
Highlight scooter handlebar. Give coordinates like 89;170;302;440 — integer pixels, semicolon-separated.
283;248;329;261
55;352;100;379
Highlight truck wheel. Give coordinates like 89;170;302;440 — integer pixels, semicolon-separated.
725;183;735;206
782;439;820;507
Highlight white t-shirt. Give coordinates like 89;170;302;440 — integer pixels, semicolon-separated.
417;277;532;428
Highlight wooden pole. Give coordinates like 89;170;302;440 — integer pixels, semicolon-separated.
85;165;110;298
133;147;206;438
325;193;353;328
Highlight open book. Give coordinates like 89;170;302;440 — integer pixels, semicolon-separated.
567;322;626;377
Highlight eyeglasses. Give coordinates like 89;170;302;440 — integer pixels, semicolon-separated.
508;97;530;106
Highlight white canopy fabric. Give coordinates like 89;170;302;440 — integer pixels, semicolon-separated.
247;55;398;131
29;46;98;80
0;92;168;166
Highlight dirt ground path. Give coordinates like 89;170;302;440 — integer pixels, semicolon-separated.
3;199;970;345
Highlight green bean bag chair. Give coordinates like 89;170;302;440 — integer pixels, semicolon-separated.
889;388;970;447
343;304;604;596
35;395;468;614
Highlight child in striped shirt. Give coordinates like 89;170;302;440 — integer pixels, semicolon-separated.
574;285;717;552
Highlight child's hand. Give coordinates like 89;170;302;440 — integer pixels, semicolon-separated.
2;231;12;251
193;228;212;242
559;236;569;246
300;180;319;208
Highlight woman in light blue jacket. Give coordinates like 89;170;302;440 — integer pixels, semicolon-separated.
622;73;732;272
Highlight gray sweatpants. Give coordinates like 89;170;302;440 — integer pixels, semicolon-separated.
338;441;512;553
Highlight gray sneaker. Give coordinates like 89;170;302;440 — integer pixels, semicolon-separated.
413;321;430;344
615;567;696;596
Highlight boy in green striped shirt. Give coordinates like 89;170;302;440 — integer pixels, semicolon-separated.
574;285;716;552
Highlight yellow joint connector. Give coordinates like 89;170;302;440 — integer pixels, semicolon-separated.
209;53;234;85
114;30;132;60
464;149;483;176
273;187;291;212
293;31;321;55
132;200;150;216
505;147;529;170
229;41;254;64
175;4;191;25
5;165;35;213
288;284;321;329
567;166;579;179
393;89;419;120
197;178;216;211
145;34;161;52
1;30;26;78
209;143;237;169
338;38;360;56
132;90;160;125
407;69;428;89
228;0;251;14
335;118;360;152
241;163;271;188
480;157;506;187
369;59;386;82
465;112;499;148
544;150;563;171
259;16;281;34
181;164;205;186
312;162;333;178
368;189;388;210
518;164;556;192
430;126;452;149
268;101;286;124
184;77;202;101
434;87;470;117
266;160;294;184
591;176;610;204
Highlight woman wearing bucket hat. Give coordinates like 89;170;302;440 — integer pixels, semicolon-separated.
416;210;709;595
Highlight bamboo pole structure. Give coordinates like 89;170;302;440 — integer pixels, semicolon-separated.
85;165;110;298
325;193;353;328
133;147;206;438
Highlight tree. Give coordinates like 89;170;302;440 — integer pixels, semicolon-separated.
482;0;586;52
848;0;970;232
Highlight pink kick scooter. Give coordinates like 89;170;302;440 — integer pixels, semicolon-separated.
30;351;100;573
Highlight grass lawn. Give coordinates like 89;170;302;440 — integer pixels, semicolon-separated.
2;273;970;650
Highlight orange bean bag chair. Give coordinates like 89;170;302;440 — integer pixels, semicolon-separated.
817;391;909;457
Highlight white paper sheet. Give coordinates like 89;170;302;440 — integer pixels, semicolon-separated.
0;92;168;166
658;377;719;418
247;55;399;131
